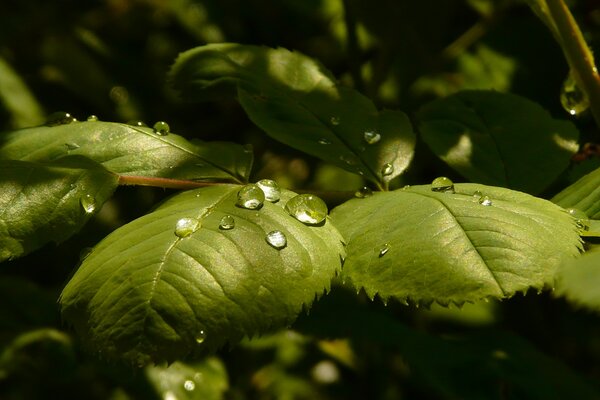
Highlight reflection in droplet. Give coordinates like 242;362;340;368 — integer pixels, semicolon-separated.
219;215;235;230
318;138;331;145
174;217;200;238
183;380;196;391
196;330;206;344
561;71;589;116
153;121;170;136
266;230;287;249
354;187;372;198
46;111;76;126
379;243;390;257
330;116;340;126
65;143;80;151
236;184;265;209
285;194;328;225
363;130;381;144
431;177;455;193
80;194;96;214
479;196;493;206
381;163;394;176
257;179;281;202
567;208;590;231
127;120;147;127
473;190;483;200
86;115;99;122
339;155;357;166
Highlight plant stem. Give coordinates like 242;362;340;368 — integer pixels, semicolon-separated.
118;175;225;190
546;0;600;128
342;0;365;92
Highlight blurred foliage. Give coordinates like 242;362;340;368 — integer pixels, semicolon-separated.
1;0;600;398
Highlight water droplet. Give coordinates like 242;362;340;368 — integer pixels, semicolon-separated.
431;177;455;193
183;380;195;391
285;194;328;225
381;163;394;176
174;217;200;238
354;186;372;198
46;111;76;126
65;143;80;151
80;194;96;214
195;330;206;344
127;120;147;127
219;215;235;230
567;208;590;231
330;116;340;126
243;144;253;154
256;179;281;202
318;138;331;145
86;115;99;122
236;184;265;209
266;230;287;249
363;130;381;144
473;190;483;199
153;121;170;136
379;243;390;257
402;185;411;190
479;196;493;206
561;71;589;116
339;155;356;166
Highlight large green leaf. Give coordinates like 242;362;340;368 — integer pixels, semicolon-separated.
330;183;582;304
0;57;45;129
555;250;600;312
552;166;600;219
60;185;344;364
417;90;579;194
0;156;118;262
169;43;415;189
0;120;252;183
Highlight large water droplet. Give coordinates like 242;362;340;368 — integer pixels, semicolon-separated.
80;194;96;214
257;179;281;202
567;208;590;231
363;130;381;144
330;116;340;126
266;230;287;249
354;186;372;198
65;143;80;151
175;217;200;238
196;330;206;344
127;120;147;127
183;380;196;391
379;243;390;257
561;71;589;116
219;215;235;230
381;163;394;176
46;111;76;126
153;121;170;136
285;194;328;225
236;184;265;209
86;115;99;122
431;177;455;193
479;196;493;206
318;138;331;145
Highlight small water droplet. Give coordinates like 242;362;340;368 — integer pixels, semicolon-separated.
183;380;196;391
473;190;483;199
153;121;170;136
127;120;147;127
243;144;253;154
339;155;356;166
363;130;381;144
219;215;235;230
318;138;332;145
402;185;411;190
196;330;206;344
354;186;372;198
256;179;281;202
46;111;76;126
379;243;390;257
65;143;80;151
80;194;96;214
330;116;340;126
174;217;200;238
479;196;493;206
561;71;589;116
285;194;328;225
86;115;99;122
266;230;287;249
236;184;265;209
431;177;455;193
567;208;590;231
381;163;394;176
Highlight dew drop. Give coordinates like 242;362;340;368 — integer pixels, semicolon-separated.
354;186;372;198
379;243;390;257
479;196;493;206
472;190;483;200
86;115;99;122
219;215;235;230
560;71;589;116
266;230;287;249
381;163;394;176
195;330;206;344
153;121;170;136
363;130;381;144
285;194;328;225
127;120;147;127
183;380;196;391
65;143;80;151
431;177;455;193
236;184;265;209
318;138;332;145
402;185;411;190
567;208;590;231
339;155;357;166
80;194;96;214
330;116;340;126
174;217;200;238
46;111;76;126
256;179;281;202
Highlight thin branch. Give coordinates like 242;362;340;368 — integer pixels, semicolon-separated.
118;175;226;190
342;0;365;92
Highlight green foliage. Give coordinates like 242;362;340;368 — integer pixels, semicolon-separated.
555;249;600;311
553;165;600;218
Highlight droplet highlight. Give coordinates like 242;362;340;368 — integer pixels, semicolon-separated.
379;243;390;257
567;208;590;231
183;380;196;391
431;177;455;193
219;215;235;230
472;190;483;199
80;194;96;214
46;111;76;126
256;179;281;202
354;186;372;198
127;120;147;127
479;196;493;206
561;71;589;116
330;116;340;126
236;184;265;210
318;138;332;145
86;115;99;122
65;143;80;151
153;121;170;136
195;330;206;344
285;194;328;225
174;217;200;238
363;130;381;144
381;163;394;176
266;230;287;249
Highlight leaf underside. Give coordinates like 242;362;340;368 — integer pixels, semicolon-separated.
552;166;600;219
555;250;600;312
60;185;344;365
331;183;582;305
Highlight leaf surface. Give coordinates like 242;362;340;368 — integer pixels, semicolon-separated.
330;183;582;304
0;121;251;183
552;166;600;219
417;90;579;194
0;156;118;262
555;250;600;312
169;43;415;189
60;185;344;364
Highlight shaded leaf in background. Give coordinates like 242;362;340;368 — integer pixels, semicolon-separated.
169;43;415;189
418;90;579;194
0;57;45;129
330;183;582;304
552;166;600;219
0;156;118;262
0;120;252;183
555;250;600;312
60;185;344;364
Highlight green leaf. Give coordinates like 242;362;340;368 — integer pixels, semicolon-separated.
0;120;252;183
417;90;579;194
60;185;344;364
555;250;600;312
330;183;582;304
169;43;415;189
145;358;228;400
0;156;118;262
552;166;600;219
0;57;45;129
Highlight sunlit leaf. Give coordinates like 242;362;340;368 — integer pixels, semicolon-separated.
552;166;600;219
